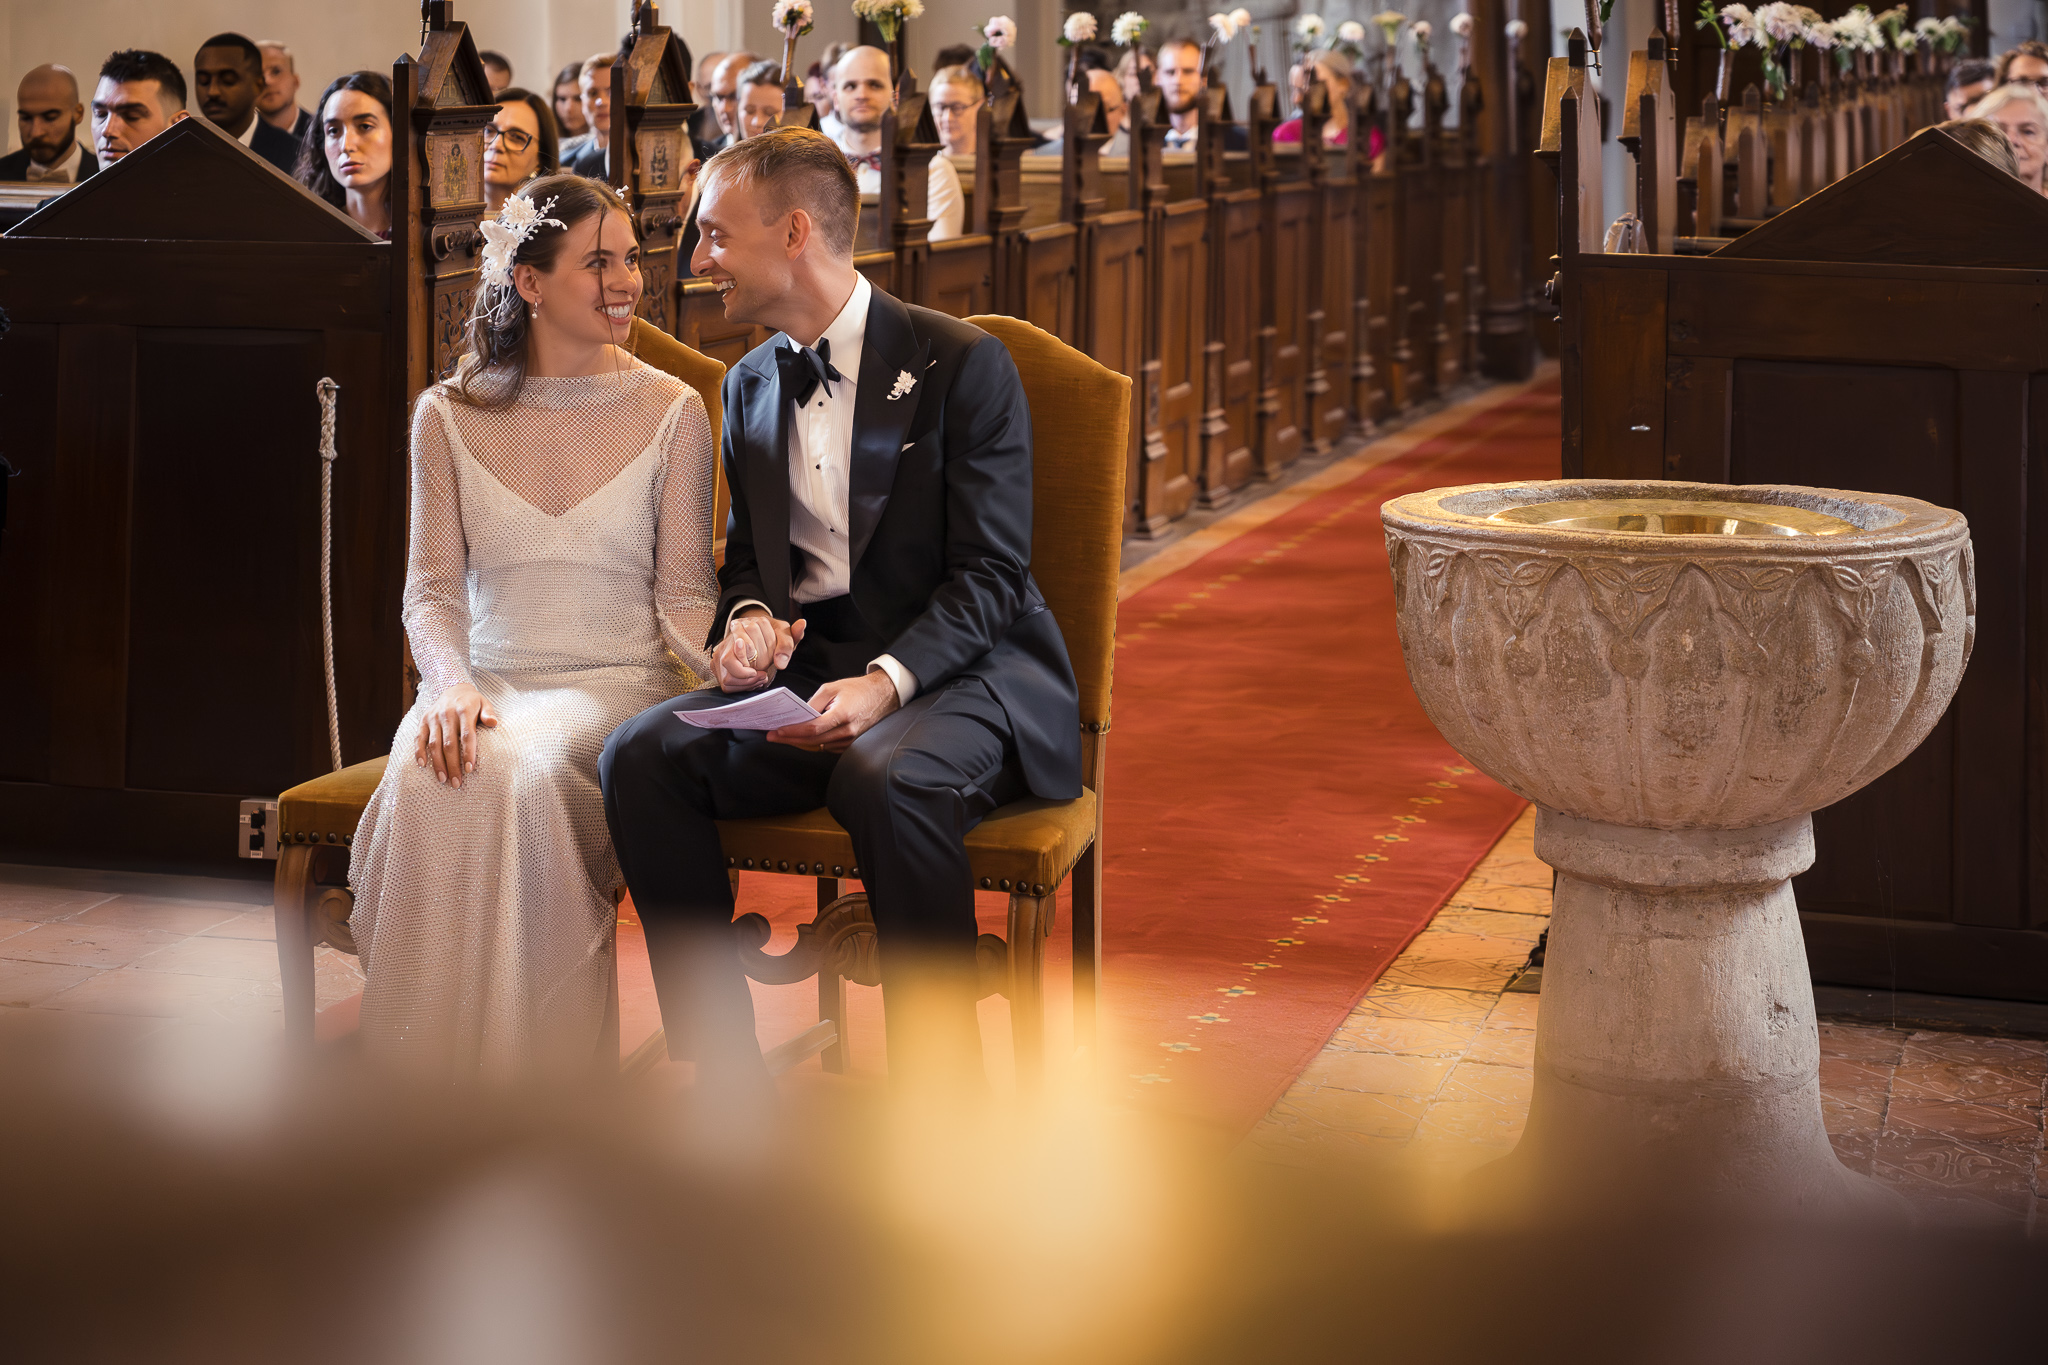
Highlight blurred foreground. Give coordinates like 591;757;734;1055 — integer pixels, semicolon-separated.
2;1021;2042;1365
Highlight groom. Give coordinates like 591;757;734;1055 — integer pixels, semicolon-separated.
599;128;1081;1085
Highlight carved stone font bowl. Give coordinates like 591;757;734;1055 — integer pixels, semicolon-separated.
1381;480;1974;1219
1382;479;1975;832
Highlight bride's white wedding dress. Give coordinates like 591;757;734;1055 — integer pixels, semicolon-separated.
348;360;716;1078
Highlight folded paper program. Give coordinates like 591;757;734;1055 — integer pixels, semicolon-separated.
674;687;822;731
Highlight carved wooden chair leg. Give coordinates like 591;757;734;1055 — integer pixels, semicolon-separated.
814;877;847;1073
1007;890;1053;1086
1070;844;1100;1052
274;845;319;1045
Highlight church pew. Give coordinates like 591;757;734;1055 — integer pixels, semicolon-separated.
1550;69;2048;1002
1354;86;1400;426
1255;85;1311;478
1201;111;1262;504
1126;82;1206;534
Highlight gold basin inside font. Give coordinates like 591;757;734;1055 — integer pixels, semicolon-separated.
1489;497;1858;538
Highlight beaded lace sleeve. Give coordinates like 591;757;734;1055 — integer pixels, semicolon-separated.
653;388;719;684
400;391;476;699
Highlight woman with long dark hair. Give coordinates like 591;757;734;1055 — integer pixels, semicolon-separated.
295;71;394;236
346;174;717;1078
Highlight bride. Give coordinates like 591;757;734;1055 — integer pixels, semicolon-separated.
348;174;718;1078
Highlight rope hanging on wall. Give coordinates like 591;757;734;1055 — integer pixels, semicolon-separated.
316;378;344;773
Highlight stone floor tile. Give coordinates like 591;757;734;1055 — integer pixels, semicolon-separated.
1890;1059;2042;1106
1467;850;1552;890
205;982;287;1027
1438;1061;1535;1108
1375;955;1519;993
1822;1093;1887;1138
1899;1031;2048;1069
1817;1055;1896;1101
1414;1099;1525;1148
1401;928;1535;963
69;896;245;936
198;911;279;942
312;949;365;1010
0;916;42;945
0;1002;160;1049
1882;1099;2043;1147
2;922;186;971
1463;1027;1535;1070
1354;983;1497;1026
1267;1089;1429;1142
0;958;101;1008
0;883;118;923
38;966;256;1019
132;935;281;983
1870;1133;2038;1212
1445;880;1552;916
1296;1049;1455;1100
1427;906;1547;943
1828;1131;1878;1176
1484;993;1540;1030
1816;1022;1908;1066
1330;1013;1479;1058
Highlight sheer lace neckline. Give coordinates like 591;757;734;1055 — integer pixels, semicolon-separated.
511;359;654;410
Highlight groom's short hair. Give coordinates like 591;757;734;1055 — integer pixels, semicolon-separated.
699;127;859;259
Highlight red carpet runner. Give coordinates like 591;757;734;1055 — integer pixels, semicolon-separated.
343;379;1564;1135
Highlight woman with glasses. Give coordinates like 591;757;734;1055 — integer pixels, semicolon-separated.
485;87;560;214
296;71;394;237
930;65;985;158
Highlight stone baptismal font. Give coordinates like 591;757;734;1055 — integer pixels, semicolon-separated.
1382;481;1973;1216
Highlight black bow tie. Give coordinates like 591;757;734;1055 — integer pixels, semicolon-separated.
777;338;842;407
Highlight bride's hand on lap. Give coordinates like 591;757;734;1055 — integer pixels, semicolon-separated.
768;672;900;753
714;612;805;692
416;684;497;788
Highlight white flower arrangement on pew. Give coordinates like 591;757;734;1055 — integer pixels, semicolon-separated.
1060;11;1098;45
773;0;815;37
851;0;924;44
1112;11;1149;46
976;14;1015;76
1293;12;1327;55
1410;18;1433;62
1332;20;1369;60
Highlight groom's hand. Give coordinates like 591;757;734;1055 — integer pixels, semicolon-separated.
768;672;901;753
714;610;804;692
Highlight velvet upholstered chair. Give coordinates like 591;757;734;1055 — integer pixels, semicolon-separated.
272;315;1127;1084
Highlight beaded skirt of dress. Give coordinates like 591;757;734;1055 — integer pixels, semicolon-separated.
349;361;717;1078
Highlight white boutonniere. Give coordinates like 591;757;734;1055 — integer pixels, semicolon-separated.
889;369;917;400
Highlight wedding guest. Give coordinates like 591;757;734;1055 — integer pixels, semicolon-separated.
255;41;310;139
737;61;786;141
1114;46;1155;105
350;173;717;1081
566;53;614;177
692;49;728;155
194;32;300;172
707;51;759;152
2;65;97;183
91;49;187;166
297;72;394;237
1969;83;2048;193
554;61;590;141
1929;118;2021;179
485;87;560;212
480;50;513;95
1156;38;1204;150
1996;40;2048;88
1029;68;1129;157
930;65;984;157
831;46;964;239
1945;58;1997;120
812;42;851;132
603;128;1080;1089
1276;48;1361;150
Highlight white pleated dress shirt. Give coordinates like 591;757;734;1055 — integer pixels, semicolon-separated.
729;273;918;704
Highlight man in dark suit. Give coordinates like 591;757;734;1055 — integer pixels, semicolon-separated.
256;41;312;144
599;128;1080;1088
194;32;300;174
3;65;98;183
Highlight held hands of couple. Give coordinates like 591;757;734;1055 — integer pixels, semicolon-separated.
713;609;805;692
712;609;902;752
415;683;497;788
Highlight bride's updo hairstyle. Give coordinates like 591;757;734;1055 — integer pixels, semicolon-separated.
453;172;635;408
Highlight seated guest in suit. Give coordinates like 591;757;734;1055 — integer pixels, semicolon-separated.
91;49;188;166
704;51;759;154
480;50;514;96
554;61;590;143
831;46;966;239
1969;83;2048;194
600;129;1082;1088
1030;68;1130;157
737;61;786;141
256;41;311;140
691;49;729;158
1945;58;1997;121
566;53;614;178
1155;38;1246;153
296;72;394;237
3;65;97;183
195;32;300;173
930;65;984;157
485;87;560;213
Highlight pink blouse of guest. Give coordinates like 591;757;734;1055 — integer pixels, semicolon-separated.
1273;118;1386;159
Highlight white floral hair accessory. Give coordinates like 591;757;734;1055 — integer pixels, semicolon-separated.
479;191;566;322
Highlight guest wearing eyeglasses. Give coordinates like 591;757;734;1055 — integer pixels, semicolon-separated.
485;87;560;213
1996;41;2048;89
929;65;984;158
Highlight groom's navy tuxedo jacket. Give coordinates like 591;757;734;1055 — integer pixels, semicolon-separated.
710;285;1083;801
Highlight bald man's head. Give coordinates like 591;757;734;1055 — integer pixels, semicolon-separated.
832;46;893;134
16;64;85;167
